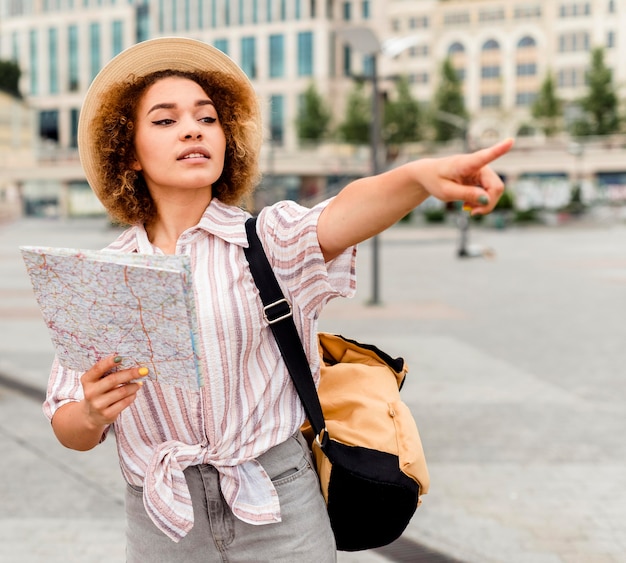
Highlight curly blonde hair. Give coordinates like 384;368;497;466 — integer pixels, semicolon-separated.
90;69;262;225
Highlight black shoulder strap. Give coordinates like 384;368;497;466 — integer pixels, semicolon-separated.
243;217;326;439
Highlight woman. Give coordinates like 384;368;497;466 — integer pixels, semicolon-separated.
43;37;512;561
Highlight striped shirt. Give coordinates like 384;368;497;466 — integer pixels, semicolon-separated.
43;198;356;542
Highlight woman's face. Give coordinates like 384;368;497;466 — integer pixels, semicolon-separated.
131;76;227;200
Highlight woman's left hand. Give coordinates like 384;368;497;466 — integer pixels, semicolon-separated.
414;138;513;215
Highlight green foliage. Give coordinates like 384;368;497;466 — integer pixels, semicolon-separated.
383;76;421;145
495;190;515;211
432;58;468;142
571;47;620;136
337;81;371;144
0;60;21;98
531;72;562;136
296;82;332;143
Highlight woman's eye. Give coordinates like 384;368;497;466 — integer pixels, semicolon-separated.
200;116;217;124
152;119;175;126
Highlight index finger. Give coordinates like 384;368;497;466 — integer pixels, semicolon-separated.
461;138;514;174
81;354;122;383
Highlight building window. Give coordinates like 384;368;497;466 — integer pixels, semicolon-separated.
481;65;500;79
482;39;500;51
112;20;123;57
517;36;537;48
409;15;429;28
448;42;465;55
516;62;537;76
29;29;38;95
295;0;301;19
214;38;228;55
444;11;470;26
343;44;352;76
342;1;351;20
269;94;284;144
136;4;149;42
514;4;542;19
607;30;615;48
89;22;101;81
70;108;79;148
481;94;501;108
280;0;286;20
297;31;314;77
516;92;537;106
48;28;58;94
362;0;370;19
39;109;59;141
269;34;285;78
558;31;590;52
241;36;256;79
479;8;505;22
68;25;79;91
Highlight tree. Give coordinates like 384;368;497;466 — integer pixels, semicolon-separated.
296;82;332;144
571;47;620;136
431;58;468;142
0;60;21;98
531;71;562;136
337;81;370;144
383;75;422;145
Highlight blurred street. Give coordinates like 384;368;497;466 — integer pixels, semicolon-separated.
1;214;625;562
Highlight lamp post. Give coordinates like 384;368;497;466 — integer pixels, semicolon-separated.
435;111;471;257
336;29;421;305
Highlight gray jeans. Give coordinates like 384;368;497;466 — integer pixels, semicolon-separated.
125;433;336;562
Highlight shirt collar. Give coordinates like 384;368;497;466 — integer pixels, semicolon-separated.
119;199;250;254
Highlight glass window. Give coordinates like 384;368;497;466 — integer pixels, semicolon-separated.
29;29;38;95
137;4;150;41
39;109;59;141
297;31;313;77
482;39;500;51
363;54;374;77
516;62;537;76
269;94;284;144
269;34;285;78
241;36;257;78
343;44;351;76
70;108;79;148
448;42;465;55
48;27;58;94
112;20;123;56
516;92;537;105
214;38;229;56
362;0;370;18
89;22;101;81
481;65;500;79
342;1;351;20
185;0;191;30
68;25;79;91
481;94;501;108
517;36;536;48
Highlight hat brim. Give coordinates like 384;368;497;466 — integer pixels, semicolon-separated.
78;36;260;204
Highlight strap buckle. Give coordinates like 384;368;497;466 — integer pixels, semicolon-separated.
263;298;292;325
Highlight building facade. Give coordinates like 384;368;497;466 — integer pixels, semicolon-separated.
0;0;624;214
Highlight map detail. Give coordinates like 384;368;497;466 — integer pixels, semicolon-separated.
20;247;202;390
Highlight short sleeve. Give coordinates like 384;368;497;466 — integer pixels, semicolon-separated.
256;199;356;319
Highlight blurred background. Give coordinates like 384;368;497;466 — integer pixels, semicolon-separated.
1;1;625;562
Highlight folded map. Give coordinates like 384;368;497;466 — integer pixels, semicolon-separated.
20;246;203;390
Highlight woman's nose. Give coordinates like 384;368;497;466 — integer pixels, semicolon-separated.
181;117;202;140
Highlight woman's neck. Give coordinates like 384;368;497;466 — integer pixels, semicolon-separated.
145;194;212;254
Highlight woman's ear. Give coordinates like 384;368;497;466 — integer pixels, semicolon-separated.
131;156;142;171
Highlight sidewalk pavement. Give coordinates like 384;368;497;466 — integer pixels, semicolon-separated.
1;215;625;563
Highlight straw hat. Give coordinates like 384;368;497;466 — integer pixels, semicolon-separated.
78;36;261;204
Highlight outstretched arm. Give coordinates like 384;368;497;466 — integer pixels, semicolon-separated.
317;138;513;261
